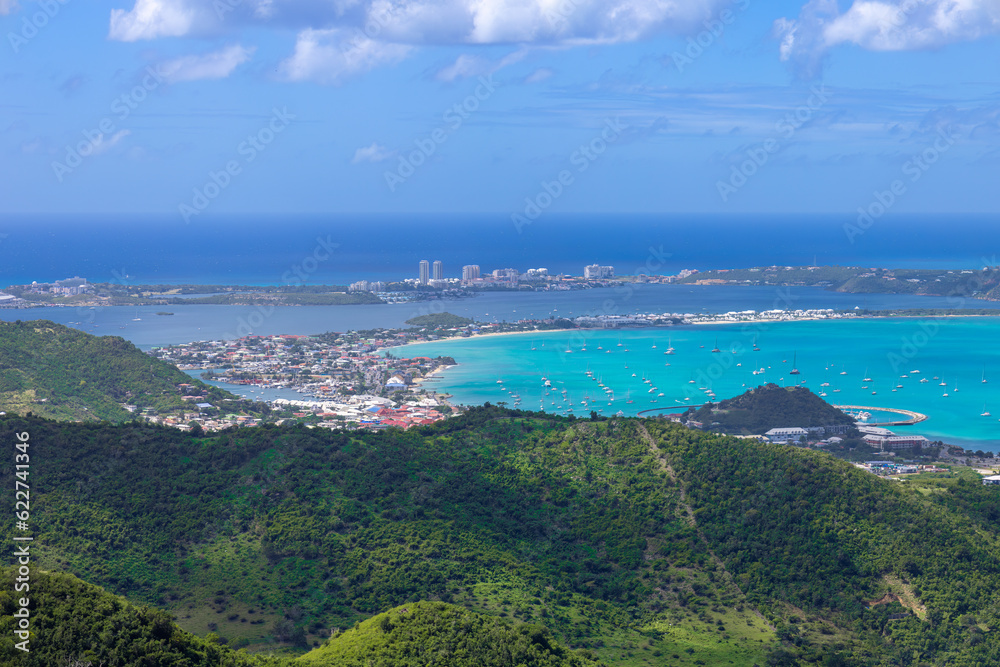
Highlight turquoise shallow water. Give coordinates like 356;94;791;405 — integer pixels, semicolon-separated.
398;317;1000;450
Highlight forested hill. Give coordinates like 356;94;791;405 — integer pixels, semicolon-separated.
1;408;999;665
0;569;594;667
0;319;245;421
684;383;855;434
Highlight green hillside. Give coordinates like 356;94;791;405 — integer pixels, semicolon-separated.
0;320;251;422
404;312;474;327
0;567;281;666
683;383;856;435
0;569;590;667
296;601;603;667
1;409;999;665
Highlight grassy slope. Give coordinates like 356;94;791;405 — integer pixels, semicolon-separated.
1;409;999;665
0;320;244;421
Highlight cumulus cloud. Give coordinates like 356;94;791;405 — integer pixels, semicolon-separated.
109;0;199;41
280;28;412;85
110;0;747;82
109;0;731;45
352;142;394;163
159;44;255;83
776;0;1000;77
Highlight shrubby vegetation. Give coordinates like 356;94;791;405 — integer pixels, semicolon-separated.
297;601;603;666
0;320;257;422
0;568;282;666
683;383;855;435
1;407;998;665
678;265;1000;300
404;312;474;327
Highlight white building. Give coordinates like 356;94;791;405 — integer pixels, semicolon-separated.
765;427;808;442
983;475;1000;486
862;434;929;451
584;264;614;279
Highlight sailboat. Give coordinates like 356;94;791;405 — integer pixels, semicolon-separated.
665;336;676;355
862;368;872;382
789;352;801;375
752;336;760;352
132;309;142;322
711;338;721;353
981;403;991;417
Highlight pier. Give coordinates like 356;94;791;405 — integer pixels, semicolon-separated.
833;405;928;426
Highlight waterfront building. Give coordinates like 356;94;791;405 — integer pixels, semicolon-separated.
765;427;808;443
584;264;614;279
462;265;480;281
862;433;930;451
419;260;430;285
492;268;520;283
432;260;443;280
349;280;386;293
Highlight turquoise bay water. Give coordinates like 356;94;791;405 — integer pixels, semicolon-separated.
398;318;1000;449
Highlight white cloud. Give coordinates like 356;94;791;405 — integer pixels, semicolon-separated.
159;44;255;83
777;0;1000;77
525;67;554;83
352;142;394;163
110;0;729;45
109;0;198;41
90;129;131;155
110;0;737;82
280;28;412;85
0;0;18;16
436;54;491;82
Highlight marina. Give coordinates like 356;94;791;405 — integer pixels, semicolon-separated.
399;317;1000;448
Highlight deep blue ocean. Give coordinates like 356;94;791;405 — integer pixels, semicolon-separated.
2;214;997;286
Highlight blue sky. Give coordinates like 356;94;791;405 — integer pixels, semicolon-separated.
2;0;998;217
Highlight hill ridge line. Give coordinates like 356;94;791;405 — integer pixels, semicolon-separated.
636;421;775;631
